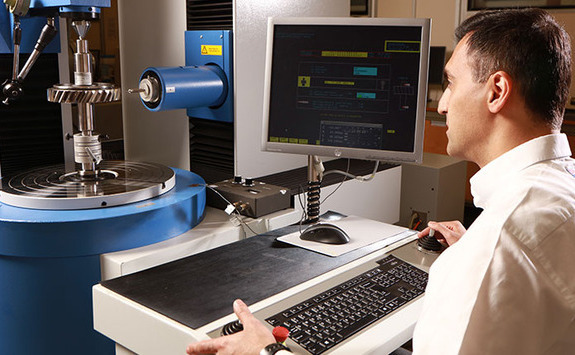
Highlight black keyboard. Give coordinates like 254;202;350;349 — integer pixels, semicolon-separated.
265;255;428;354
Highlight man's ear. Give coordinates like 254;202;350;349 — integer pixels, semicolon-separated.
487;71;512;114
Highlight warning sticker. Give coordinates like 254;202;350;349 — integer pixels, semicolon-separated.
201;45;223;56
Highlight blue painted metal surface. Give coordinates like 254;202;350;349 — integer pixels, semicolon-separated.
0;7;60;53
0;7;9;52
185;30;234;123
0;254;114;354
1;0;111;54
30;0;110;9
141;65;227;112
0;168;206;354
137;30;233;122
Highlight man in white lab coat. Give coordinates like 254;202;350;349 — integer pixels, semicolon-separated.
187;8;575;355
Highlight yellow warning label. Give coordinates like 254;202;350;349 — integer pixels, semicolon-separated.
298;76;311;87
201;45;223;56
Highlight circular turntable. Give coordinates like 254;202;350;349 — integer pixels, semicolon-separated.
0;160;176;210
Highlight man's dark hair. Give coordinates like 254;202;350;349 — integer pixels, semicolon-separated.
456;8;571;129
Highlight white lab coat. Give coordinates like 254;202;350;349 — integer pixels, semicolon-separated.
413;133;575;354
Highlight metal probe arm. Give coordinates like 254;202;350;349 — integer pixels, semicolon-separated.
1;16;58;105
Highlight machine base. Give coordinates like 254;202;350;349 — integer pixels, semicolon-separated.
0;168;206;354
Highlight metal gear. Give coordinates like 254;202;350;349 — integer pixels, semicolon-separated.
47;83;121;104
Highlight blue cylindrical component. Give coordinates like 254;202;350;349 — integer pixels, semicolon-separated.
139;65;227;112
0;168;206;355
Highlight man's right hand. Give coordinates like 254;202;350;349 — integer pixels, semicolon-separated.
186;299;276;355
418;221;466;246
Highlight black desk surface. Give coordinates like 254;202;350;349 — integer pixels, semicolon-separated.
101;217;388;329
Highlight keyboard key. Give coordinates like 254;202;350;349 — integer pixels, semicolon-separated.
267;318;280;326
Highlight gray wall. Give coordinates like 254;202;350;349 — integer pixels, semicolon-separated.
118;0;350;175
233;0;350;177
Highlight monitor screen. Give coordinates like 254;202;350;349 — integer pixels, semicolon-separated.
261;17;430;164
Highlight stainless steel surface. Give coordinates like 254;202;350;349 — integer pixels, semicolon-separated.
18;17;56;81
0;161;176;209
18;48;40;81
74;133;102;165
72;20;91;39
11;18;20;80
72;21;93;87
74;38;93;86
137;76;160;103
46;19;123;185
11;43;20;80
307;155;323;181
77;103;95;132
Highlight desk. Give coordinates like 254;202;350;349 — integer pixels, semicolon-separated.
100;206;301;280
93;219;438;354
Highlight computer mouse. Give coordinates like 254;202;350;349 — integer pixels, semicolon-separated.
299;222;350;245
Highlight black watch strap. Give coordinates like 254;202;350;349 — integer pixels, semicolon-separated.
260;342;291;355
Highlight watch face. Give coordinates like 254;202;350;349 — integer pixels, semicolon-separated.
263;343;290;355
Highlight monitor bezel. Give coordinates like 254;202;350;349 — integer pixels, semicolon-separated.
261;16;431;164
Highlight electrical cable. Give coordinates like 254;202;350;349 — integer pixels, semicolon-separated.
197;184;259;236
320;160;379;206
323;160;380;182
296;184;308;234
296;159;380;229
320;158;351;205
413;220;422;231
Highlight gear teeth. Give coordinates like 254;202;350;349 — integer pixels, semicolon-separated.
47;83;121;104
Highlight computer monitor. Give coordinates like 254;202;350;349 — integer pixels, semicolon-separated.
261;17;431;165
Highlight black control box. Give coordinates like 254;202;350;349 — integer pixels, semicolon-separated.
207;177;291;218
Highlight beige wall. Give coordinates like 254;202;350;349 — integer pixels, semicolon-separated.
376;0;414;19
541;11;575;109
460;8;575;109
379;0;575;203
376;0;459;51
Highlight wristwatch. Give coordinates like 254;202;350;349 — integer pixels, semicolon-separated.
259;343;291;355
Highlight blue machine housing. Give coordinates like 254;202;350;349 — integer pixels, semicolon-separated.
0;0;110;53
0;6;61;53
185;30;233;123
0;168;206;354
138;30;233;123
29;0;110;11
140;64;228;112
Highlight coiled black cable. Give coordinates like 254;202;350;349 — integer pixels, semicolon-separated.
307;180;321;223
